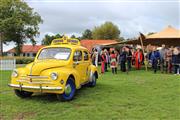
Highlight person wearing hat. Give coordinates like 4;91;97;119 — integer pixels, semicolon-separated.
135;47;143;70
149;47;160;73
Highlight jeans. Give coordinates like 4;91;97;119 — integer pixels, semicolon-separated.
152;59;158;73
121;61;126;72
127;59;131;70
174;65;180;74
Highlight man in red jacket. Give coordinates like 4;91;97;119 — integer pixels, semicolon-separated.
135;48;143;70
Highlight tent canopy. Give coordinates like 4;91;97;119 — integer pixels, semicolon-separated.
121;26;180;46
147;25;180;39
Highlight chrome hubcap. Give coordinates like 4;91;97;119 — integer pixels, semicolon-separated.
64;84;72;95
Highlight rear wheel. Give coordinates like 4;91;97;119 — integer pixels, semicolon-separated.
57;77;76;101
14;89;33;98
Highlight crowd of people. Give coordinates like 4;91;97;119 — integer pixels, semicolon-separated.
91;44;180;75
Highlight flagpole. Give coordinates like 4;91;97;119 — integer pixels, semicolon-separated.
139;32;147;71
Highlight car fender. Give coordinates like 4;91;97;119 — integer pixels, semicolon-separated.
52;67;81;89
89;65;98;81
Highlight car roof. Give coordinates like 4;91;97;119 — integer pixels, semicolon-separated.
41;44;89;51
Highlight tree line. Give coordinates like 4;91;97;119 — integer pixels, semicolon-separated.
42;21;123;45
0;0;123;56
0;0;43;56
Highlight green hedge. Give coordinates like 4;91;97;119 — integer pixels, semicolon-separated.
16;57;34;64
0;57;34;64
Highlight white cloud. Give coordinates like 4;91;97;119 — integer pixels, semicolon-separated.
4;0;179;51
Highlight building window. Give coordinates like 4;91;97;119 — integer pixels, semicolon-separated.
33;53;36;57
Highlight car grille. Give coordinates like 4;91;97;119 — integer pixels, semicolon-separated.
16;75;53;84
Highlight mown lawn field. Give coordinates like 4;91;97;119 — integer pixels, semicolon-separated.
0;69;180;120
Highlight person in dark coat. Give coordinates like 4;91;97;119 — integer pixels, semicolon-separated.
104;49;109;72
126;47;132;71
119;47;127;72
172;47;180;75
149;47;160;73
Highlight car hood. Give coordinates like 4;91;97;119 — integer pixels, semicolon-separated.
26;59;69;75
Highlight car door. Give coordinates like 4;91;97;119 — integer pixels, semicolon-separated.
73;50;86;84
83;50;91;82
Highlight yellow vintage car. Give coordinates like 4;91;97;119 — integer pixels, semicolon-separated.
9;36;98;101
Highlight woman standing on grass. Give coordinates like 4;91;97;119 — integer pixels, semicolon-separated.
110;50;117;74
172;47;180;75
119;47;127;72
135;47;143;70
126;47;132;71
166;47;173;73
101;50;106;74
149;47;160;73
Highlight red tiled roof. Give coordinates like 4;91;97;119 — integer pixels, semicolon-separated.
7;45;44;53
80;40;118;51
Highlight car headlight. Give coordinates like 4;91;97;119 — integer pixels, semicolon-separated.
50;72;58;80
12;69;18;78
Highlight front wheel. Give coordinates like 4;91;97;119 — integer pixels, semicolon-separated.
14;89;33;98
57;77;76;101
88;74;96;87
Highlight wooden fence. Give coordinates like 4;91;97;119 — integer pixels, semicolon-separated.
0;59;16;70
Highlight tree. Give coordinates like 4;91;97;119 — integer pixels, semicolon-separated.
92;21;120;40
118;37;125;41
81;29;92;40
71;34;76;39
41;34;62;45
0;0;43;56
147;32;156;36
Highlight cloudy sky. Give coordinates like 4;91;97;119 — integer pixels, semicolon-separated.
4;0;180;51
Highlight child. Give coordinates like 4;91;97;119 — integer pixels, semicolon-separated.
110;50;117;74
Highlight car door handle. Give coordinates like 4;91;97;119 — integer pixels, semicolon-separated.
73;61;79;65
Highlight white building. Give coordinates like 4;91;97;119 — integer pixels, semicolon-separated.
6;45;44;57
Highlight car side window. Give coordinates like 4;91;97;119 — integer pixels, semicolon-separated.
73;51;82;61
84;51;89;61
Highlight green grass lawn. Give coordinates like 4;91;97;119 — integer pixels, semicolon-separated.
0;69;180;120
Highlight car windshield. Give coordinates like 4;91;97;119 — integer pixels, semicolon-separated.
38;48;71;60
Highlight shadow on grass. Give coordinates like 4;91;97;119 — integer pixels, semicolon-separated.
26;83;108;102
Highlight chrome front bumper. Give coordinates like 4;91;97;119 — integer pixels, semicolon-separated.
8;84;62;90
